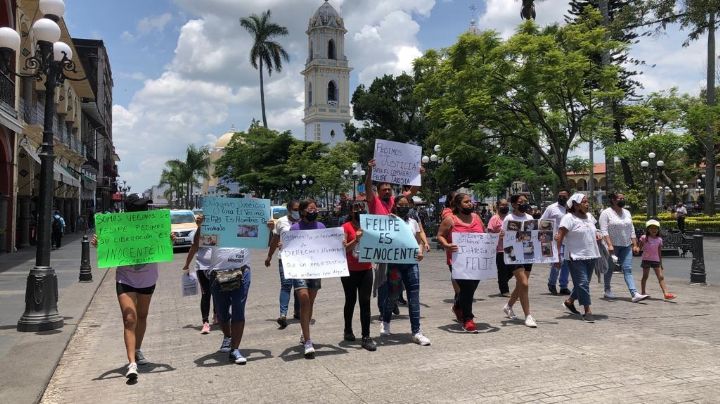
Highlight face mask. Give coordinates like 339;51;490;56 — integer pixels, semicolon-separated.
396;207;410;217
461;207;474;215
381;193;392;202
616;200;626;208
305;211;318;222
290;211;300;221
498;206;510;215
558;197;568;207
518;203;530;213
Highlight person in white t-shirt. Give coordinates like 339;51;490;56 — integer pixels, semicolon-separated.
556;194;601;323
541;190;570;295
265;200;301;328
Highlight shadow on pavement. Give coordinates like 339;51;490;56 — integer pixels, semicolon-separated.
94;362;176;381
437;322;500;334
194;349;273;367
278;343;347;362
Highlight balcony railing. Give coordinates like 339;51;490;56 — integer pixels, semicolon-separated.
0;70;15;113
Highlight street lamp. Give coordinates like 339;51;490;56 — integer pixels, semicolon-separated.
294;174;315;199
342;162;365;200
540;184;550;204
0;0;86;331
118;180;131;210
640;151;664;219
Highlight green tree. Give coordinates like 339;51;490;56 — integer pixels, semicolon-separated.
240;10;289;128
158;161;186;208
183;145;210;207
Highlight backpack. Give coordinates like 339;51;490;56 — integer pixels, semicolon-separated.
52;216;62;232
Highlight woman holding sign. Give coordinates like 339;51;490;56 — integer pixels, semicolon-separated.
501;194;537;328
437;193;487;333
341;201;377;351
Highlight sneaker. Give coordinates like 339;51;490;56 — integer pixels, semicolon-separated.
462;319;478;333
361;337;377;351
201;322;210;334
412;332;431;346
664;293;677;300
218;336;232;353
451;305;463;322
524;315;537;328
548;285;558;295
603;290;615;299
582;313;595;323
125;362;138;381
229;349;247;364
276;316;288;329
559;288;571;295
632;293;649;303
344;330;356;342
563;300;580;315
380;321;391;336
135;349;149;365
503;304;518;320
303;340;315;358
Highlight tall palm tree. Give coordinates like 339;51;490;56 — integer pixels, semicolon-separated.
159;162;186;208
240;10;289;128
184;145;210;207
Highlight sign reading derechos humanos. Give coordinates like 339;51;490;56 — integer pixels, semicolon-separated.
371;139;422;186
280;227;349;279
95;209;173;268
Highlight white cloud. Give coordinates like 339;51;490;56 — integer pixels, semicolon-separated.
479;0;568;38
137;13;173;35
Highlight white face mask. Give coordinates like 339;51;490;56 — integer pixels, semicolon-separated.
290;211;300;221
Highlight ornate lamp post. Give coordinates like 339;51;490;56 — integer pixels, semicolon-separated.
118;180;131;210
342;162;365;201
294;174;315;199
640;152;664;219
0;0;81;331
421;145;451;223
540;184;550;206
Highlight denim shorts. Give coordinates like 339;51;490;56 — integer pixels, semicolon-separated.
292;278;321;290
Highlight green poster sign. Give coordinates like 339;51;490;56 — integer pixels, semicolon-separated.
95;210;173;268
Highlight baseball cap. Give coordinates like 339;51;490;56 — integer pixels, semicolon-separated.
645;219;661;228
125;193;152;209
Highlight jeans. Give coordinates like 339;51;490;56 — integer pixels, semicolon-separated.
341;270;373;338
568;259;596;307
278;260;300;317
197;269;212;323
496;253;513;294
380;264;421;334
456;279;480;320
211;269;251;323
547;247;570;288
603;245;637;297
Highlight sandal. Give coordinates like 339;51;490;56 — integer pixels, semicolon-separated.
664;293;677;300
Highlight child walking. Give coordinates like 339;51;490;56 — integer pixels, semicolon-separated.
638;220;676;300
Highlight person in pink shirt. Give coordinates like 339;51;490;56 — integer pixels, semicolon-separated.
487;199;511;297
639;220;676;300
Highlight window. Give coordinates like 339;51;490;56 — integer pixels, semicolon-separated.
308;83;312;105
330;130;336;138
327;81;337;103
309;41;313;60
328;39;336;59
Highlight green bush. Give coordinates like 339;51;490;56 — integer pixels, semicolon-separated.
632;219;720;233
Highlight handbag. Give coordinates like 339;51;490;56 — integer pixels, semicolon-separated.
214;266;248;292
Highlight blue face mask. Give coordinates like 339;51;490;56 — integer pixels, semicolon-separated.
290;211;300;221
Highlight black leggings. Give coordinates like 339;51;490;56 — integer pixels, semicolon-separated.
456;279;480;321
341;270;373;338
496;253;513;294
197;270;212;323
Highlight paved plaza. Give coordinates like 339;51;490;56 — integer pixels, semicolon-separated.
31;243;720;404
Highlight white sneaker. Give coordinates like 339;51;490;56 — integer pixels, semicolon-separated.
603;290;615;299
380;321;391;336
134;349;149;365
125;362;138;381
412;332;431;346
524;315;537;328
229;349;247;364
218;336;232;353
304;340;315;358
503;304;518;320
632;293;649;303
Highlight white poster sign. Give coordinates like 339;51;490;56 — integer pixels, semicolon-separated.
371;139;422;186
451;233;499;280
280;227;349;279
502;219;559;265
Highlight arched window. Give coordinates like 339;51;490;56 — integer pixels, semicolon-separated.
327;81;337;103
330;130;336;138
308;83;312;105
328;39;336;60
309;41;313;60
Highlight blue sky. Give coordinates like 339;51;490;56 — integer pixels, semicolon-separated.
61;0;712;192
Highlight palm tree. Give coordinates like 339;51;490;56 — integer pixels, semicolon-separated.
184;145;210;207
240;10;289;128
159;162;186;208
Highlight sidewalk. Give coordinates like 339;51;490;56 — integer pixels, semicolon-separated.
0;232;105;404
41;248;719;403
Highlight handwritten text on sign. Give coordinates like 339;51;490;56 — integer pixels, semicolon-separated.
358;214;419;264
95;209;173;268
452;233;499;280
201;197;270;249
281;227;349;279
371;139;422;186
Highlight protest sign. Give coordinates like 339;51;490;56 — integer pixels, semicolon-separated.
95;209;173;268
280;227;349;279
451;233;499;280
371;139;422;186
503;219;559;265
201;197;271;249
358;214;419;264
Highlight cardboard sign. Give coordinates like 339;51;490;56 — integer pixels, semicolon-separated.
357;214;419;264
503;219;559;265
451;233;499;280
95;210;173;268
371;139;422;186
201;197;270;249
280;227;349;279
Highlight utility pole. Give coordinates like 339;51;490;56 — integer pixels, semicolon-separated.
704;12;716;215
600;0;615;197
